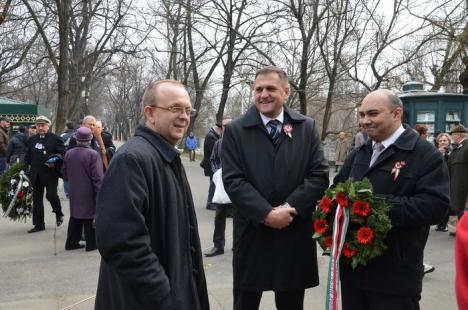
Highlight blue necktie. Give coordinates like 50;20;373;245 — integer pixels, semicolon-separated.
267;120;281;144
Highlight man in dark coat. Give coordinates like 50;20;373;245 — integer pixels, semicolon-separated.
449;125;468;217
200;123;222;210
222;66;329;310
95;80;209;310
0;116;11;175
334;89;450;310
25;116;66;233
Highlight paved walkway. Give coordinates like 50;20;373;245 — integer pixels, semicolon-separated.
0;157;457;309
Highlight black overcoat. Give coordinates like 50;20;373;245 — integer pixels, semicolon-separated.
222;106;329;291
200;128;220;176
25;132;65;185
95;126;209;310
448;138;468;212
334;127;450;297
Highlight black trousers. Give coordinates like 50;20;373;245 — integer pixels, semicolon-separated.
342;283;420;310
32;178;63;227
188;150;196;161
66;217;96;251
233;289;304;310
213;203;232;248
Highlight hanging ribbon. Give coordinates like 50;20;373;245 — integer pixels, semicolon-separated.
325;204;350;310
3;170;30;218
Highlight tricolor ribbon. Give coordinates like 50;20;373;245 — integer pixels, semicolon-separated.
391;161;406;181
325;203;350;310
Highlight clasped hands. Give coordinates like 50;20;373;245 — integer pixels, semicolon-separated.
264;204;297;229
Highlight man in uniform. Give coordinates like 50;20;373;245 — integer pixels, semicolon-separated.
25;116;65;233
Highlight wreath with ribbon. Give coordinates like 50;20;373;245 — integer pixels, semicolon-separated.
312;178;392;310
0;162;33;222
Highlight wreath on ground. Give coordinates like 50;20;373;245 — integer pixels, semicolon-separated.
312;178;392;269
0;162;33;222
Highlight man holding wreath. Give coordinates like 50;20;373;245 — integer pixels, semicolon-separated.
334;89;450;310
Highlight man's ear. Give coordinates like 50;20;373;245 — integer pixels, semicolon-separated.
393;106;403;120
144;106;156;125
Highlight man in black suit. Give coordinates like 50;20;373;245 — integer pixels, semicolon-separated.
334;89;450;310
222;66;329;310
25;116;66;233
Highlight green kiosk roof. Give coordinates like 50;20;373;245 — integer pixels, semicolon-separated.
0;97;51;123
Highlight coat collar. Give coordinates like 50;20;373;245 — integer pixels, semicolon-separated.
134;125;180;163
241;105;306;128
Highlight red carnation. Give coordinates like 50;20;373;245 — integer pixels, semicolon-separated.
314;219;329;235
342;242;358;258
324;236;333;249
319;196;333;213
335;192;348;207
352;201;371;217
357;226;374;244
17;191;25;200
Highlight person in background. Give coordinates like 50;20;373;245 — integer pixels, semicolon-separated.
25;116;65;233
435;133;452;232
334;89;449;310
185;131;198;162
96;120;116;161
0;116;11;175
222;66;329;310
61;121;75;198
200;123;223;210
95;80;209;310
63;127;102;251
353;126;368;149
28;124;37;137
448;125;468;236
334;131;348;172
6;125;28;164
204;118;232;257
414;124;428;140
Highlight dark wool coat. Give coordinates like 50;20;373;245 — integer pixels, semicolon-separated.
334;127;450;297
200;128;220;176
63;145;102;219
25;133;65;185
95;125;209;310
222;106;329;291
448;138;468;212
6;132;28;163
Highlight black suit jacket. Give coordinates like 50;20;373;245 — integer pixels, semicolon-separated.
222;105;329;291
25;132;65;185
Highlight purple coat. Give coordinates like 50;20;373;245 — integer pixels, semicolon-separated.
64;145;103;219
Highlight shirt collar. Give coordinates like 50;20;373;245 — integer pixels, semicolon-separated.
372;124;405;150
259;108;284;126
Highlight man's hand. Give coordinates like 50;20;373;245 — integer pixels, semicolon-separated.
264;207;297;229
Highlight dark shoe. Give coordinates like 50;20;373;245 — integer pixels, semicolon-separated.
435;225;448;232
204;246;224;257
206;204;216;211
449;232;456;237
28;226;45;233
86;246;97;252
65;244;85;250
56;215;64;227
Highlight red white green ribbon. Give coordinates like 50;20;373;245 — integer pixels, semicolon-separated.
325;204;350;310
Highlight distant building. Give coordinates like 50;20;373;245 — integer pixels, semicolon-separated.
399;81;468;137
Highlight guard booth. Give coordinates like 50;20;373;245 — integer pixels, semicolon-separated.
0;97;51;134
399;82;468;139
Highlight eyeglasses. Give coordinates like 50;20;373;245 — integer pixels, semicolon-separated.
151;105;196;117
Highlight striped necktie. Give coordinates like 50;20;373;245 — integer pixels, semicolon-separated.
369;142;385;167
267;120;281;144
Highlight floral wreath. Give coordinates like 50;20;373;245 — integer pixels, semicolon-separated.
313;178;392;269
0;162;33;222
